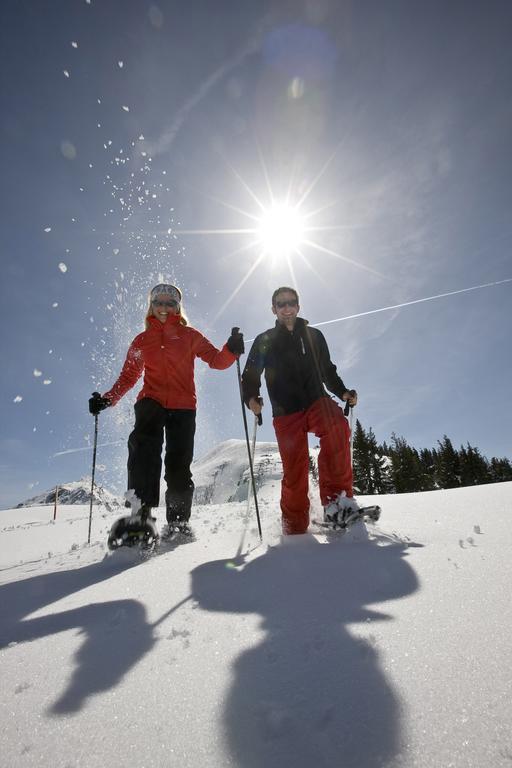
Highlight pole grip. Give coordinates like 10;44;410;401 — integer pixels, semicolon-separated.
344;389;357;416
233;328;261;425
256;396;263;426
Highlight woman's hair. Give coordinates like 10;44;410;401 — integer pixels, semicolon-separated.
144;284;188;329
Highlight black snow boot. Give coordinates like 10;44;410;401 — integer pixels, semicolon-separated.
165;487;193;525
139;504;156;522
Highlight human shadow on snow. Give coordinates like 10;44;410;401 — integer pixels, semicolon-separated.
0;555;155;714
191;533;420;768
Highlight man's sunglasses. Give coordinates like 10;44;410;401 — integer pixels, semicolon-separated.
152;299;180;309
275;299;298;309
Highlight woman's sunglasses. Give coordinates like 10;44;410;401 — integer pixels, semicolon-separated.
152;299;179;309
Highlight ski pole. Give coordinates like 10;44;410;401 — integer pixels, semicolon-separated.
344;390;356;465
237;355;263;540
233;328;262;541
87;411;99;545
246;408;260;517
349;406;354;465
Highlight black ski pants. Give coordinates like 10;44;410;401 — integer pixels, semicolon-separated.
127;398;196;520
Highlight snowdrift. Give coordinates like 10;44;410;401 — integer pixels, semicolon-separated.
1;479;511;768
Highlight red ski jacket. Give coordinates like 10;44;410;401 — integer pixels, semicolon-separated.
103;314;236;410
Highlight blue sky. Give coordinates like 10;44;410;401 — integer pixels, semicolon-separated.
1;0;511;508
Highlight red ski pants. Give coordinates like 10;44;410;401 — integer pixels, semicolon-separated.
273;397;353;535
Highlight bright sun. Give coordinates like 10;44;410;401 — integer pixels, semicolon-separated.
257;203;305;258
171;151;384;323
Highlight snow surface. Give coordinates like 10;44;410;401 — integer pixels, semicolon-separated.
1;461;511;767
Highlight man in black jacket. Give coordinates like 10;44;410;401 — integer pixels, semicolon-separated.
241;286;358;535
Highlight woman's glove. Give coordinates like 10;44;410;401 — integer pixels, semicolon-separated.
88;392;111;415
227;327;245;356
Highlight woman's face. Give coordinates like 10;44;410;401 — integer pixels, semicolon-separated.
151;294;180;323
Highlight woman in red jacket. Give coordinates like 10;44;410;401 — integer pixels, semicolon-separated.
89;283;244;533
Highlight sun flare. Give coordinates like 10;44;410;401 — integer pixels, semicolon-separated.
169;148;385;322
256;203;305;258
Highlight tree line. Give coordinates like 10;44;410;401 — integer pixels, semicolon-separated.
351;420;512;494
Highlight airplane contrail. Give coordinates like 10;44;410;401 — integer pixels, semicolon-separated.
243;278;511;343
53;440;124;458
311;278;512;329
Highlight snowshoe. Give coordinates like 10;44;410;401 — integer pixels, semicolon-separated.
107;514;160;552
313;504;381;532
161;520;195;544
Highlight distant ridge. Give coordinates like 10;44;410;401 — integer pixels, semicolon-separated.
14;440;320;511
191;438;320;505
16;478;121;510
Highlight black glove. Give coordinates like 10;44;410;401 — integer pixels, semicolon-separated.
89;392;111;415
227;327;244;356
343;389;357;415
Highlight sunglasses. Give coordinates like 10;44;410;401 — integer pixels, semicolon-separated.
275;299;298;309
152;299;179;309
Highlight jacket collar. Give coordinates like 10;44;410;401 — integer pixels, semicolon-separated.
274;316;308;334
147;314;182;330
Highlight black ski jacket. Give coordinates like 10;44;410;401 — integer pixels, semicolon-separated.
241;317;349;417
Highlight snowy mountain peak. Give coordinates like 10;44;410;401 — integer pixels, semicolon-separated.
16;478;121;510
191;438;320;506
192;439;284;505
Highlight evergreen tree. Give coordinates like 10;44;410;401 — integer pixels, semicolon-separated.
376;447;395;493
353;421;393;494
367;427;393;494
308;453;319;485
352;419;372;493
459;443;491;486
389;433;423;493
489;456;512;483
381;440;390;455
342;419;511;495
418;448;437;491
436;436;461;489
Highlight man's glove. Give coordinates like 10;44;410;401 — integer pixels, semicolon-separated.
343;389;358;406
227;327;244;356
342;389;357;415
248;396;264;426
89;392;111;415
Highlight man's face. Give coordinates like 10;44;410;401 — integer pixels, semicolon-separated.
272;291;299;329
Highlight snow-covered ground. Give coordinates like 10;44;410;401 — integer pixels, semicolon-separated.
1;473;511;767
